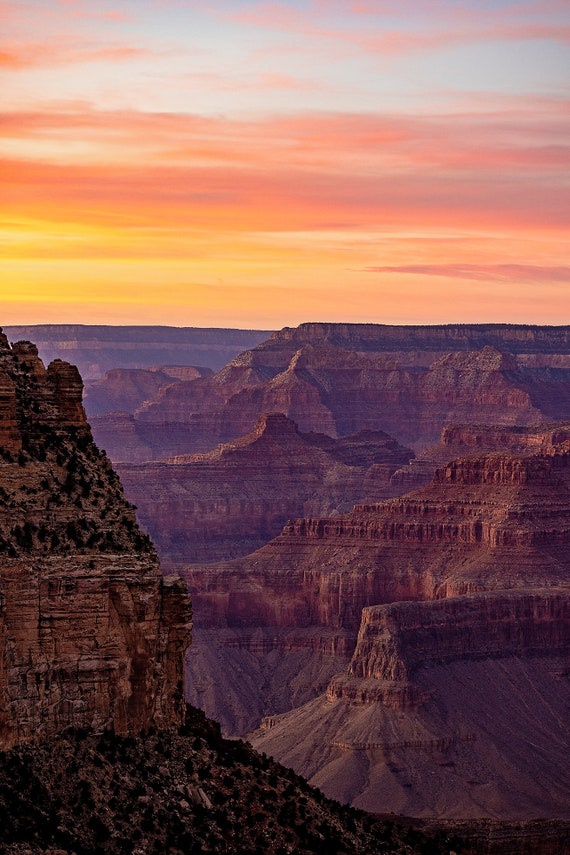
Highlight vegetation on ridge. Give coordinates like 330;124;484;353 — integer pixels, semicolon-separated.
0;706;458;855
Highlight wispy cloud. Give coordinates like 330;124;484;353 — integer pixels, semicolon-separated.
0;39;159;70
361;264;570;283
230;0;570;56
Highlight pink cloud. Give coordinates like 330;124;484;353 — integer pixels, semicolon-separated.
362;265;570;283
0;38;154;70
2;102;568;179
229;0;570;57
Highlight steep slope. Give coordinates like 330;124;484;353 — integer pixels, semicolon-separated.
251;589;570;818
117;413;413;563
99;323;570;462
184;440;570;737
0;706;456;855
0;330;191;747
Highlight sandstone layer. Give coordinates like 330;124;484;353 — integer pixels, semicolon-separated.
251;589;570;819
117;413;414;564
184;438;570;744
0;329;191;748
94;323;570;462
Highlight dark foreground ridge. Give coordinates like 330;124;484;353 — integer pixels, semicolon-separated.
0;705;457;855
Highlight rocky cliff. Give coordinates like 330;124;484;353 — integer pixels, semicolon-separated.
0;329;191;748
252;588;570;819
94;323;570;462
117;413;413;564
390;422;570;490
184;437;570;738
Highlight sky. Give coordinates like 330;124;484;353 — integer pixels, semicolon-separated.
1;0;569;329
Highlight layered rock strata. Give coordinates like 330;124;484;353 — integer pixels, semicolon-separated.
117;413;414;564
99;323;570;462
0;329;191;748
391;422;570;491
251;588;570;818
185;441;570;736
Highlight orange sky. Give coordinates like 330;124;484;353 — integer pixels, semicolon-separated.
1;1;569;327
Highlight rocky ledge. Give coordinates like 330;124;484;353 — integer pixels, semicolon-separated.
0;329;191;748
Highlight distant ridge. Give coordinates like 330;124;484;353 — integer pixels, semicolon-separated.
3;324;274;379
269;322;570;352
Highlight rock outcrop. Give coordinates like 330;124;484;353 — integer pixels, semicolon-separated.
117;413;414;564
390;422;570;491
184;437;570;741
0;329;191;748
251;588;570;819
93;323;570;462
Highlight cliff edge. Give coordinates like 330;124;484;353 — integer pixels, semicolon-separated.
0;329;191;748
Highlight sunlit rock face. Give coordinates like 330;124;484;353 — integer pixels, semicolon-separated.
96;322;570;463
0;329;191;749
185;428;570;809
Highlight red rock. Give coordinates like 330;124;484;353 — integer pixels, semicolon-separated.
251;588;570;818
117;413;414;563
0;329;191;748
96;323;570;462
184;439;570;736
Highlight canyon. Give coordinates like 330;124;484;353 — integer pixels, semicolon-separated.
0;326;461;855
117;412;414;563
184;427;570;819
2;322;569;849
85;323;570;464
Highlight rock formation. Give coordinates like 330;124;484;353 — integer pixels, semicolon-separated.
83;365;211;417
93;323;570;462
252;588;570;819
2;324;273;380
117;413;414;563
390;422;570;491
184;434;570;806
0;329;191;748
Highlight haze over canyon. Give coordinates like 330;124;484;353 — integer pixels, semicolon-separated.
1;322;569;854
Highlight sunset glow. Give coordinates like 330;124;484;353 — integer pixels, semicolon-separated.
1;0;569;327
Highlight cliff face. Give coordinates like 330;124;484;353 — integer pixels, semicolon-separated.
391;422;570;491
337;588;569;689
93;323;570;462
185;434;570;735
117;413;413;564
251;589;570;819
0;329;191;748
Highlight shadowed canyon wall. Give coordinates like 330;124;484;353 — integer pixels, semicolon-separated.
0;329;191;749
117;413;414;563
185;432;570;809
90;323;570;463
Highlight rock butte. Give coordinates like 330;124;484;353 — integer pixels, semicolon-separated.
89;322;570;463
185;427;570;818
0;329;191;748
117;412;414;564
